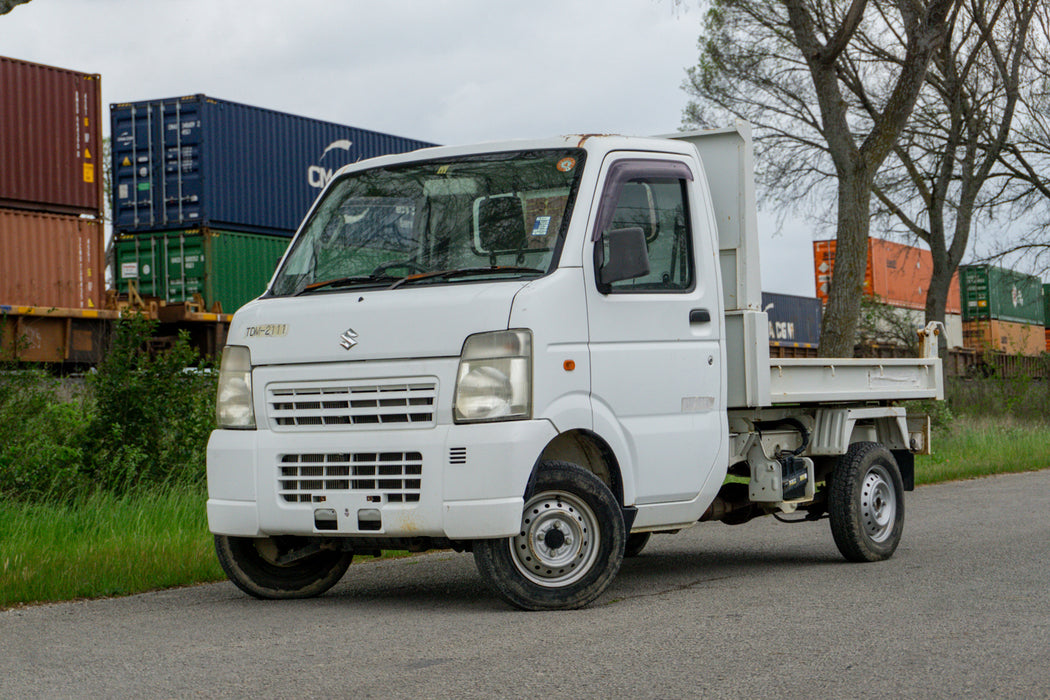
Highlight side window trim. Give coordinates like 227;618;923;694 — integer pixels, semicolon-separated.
591;159;693;242
592;158;696;295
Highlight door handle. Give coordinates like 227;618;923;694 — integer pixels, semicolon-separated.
689;308;711;324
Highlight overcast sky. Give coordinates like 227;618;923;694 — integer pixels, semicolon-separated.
3;0;817;295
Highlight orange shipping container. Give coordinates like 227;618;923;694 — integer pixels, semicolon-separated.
0;208;103;309
814;238;961;313
962;319;1045;356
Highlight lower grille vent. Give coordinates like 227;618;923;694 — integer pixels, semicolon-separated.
278;452;422;503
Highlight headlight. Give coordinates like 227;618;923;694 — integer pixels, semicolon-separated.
216;345;256;429
453;330;532;423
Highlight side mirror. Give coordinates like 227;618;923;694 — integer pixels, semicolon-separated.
598;227;650;286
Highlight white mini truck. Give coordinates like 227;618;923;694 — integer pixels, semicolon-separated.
207;124;943;610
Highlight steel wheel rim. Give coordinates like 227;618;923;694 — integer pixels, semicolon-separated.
510;490;600;587
861;465;896;543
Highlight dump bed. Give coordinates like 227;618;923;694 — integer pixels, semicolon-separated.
668;125;943;408
768;356;943;404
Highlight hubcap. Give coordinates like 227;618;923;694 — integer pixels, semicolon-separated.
510;490;600;587
861;465;897;543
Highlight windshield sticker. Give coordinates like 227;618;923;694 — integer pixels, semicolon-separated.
531;216;552;237
556;157;576;173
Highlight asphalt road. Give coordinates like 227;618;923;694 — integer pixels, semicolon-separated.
3;470;1049;699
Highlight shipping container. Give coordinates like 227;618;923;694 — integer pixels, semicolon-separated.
0;56;103;216
814;238;961;313
958;265;1044;325
0;208;103;309
1044;283;1050;327
962;319;1045;356
111;95;435;236
115;228;291;313
762;292;822;348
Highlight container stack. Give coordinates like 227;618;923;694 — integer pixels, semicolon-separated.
0;56;104;310
763;291;822;357
813;237;963;349
959;265;1045;356
110;94;434;314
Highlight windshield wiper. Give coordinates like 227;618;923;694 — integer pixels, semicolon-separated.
389;266;546;289
296;274;402;295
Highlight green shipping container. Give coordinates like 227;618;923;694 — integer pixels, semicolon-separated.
1044;283;1050;329
958;264;1045;325
115;228;290;313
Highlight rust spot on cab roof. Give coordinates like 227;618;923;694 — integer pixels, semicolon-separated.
574;134;619;147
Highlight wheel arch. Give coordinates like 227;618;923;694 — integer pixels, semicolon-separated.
536;429;627;506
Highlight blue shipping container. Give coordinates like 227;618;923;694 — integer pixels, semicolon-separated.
762;291;822;347
111;95;435;236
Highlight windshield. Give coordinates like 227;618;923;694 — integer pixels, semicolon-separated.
270;148;587;296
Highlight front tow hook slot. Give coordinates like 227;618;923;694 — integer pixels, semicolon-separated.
358;508;382;532
314;508;338;531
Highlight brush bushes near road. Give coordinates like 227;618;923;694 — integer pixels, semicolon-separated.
0;314;217;502
84;314;216;495
0;369;90;502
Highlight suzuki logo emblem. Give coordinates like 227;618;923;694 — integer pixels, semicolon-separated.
339;328;359;350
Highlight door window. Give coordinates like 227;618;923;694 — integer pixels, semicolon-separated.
593;161;695;294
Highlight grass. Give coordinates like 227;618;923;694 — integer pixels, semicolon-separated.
0;487;222;609
916;416;1050;485
0;487;413;609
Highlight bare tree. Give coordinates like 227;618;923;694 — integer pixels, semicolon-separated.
0;0;32;15
684;0;957;356
985;5;1050;274
862;0;1040;353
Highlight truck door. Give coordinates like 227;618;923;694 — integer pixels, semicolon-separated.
584;155;724;505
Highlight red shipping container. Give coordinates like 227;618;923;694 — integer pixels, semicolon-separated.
0;55;102;216
814;238;961;313
0;208;103;309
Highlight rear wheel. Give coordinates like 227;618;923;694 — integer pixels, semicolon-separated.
473;461;625;610
214;535;353;599
828;442;905;562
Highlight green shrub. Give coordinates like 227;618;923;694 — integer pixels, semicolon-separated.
0;369;91;501
84;314;217;494
945;375;1050;421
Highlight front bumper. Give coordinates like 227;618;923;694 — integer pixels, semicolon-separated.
207;418;557;540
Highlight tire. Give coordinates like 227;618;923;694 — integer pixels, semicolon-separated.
828;442;905;562
473;461;626;610
214;534;353;599
624;532;651;558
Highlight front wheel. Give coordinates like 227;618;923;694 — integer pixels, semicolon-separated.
473;461;626;610
214;535;353;599
624;532;651;557
828;442;905;562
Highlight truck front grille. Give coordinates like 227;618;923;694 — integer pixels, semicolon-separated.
278;452;422;503
267;379;437;430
